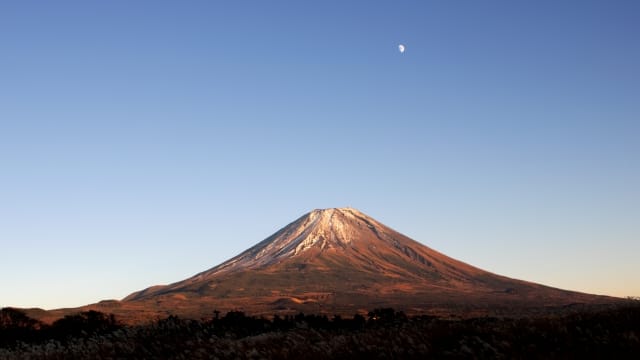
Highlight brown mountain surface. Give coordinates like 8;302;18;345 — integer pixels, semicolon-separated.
108;207;617;320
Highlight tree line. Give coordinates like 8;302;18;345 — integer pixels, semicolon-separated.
1;305;639;358
0;307;408;348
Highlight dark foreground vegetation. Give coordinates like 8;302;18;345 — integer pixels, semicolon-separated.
1;305;639;359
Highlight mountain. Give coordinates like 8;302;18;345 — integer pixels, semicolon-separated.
119;208;616;318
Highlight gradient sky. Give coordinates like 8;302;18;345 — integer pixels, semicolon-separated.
1;1;638;309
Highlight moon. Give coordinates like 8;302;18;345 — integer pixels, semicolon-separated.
398;44;405;53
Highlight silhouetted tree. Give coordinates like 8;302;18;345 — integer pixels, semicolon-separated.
50;310;119;340
0;308;40;329
368;308;397;323
0;308;43;347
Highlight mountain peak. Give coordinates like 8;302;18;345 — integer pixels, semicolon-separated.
191;207;383;279
311;206;361;213
309;207;366;220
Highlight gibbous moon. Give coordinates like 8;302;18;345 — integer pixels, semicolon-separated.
398;44;405;53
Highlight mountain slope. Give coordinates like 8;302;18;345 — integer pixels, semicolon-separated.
122;208;616;317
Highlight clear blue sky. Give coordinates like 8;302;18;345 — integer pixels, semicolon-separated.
1;1;638;309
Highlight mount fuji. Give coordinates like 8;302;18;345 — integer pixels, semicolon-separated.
116;208;615;318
